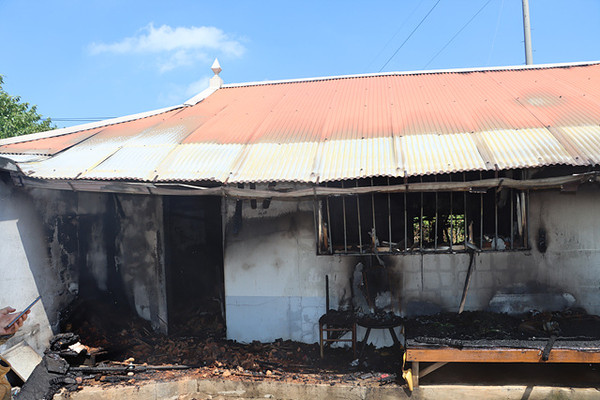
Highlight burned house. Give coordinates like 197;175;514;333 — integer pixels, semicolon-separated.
1;61;600;358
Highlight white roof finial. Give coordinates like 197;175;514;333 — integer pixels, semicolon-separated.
209;58;223;89
211;58;222;76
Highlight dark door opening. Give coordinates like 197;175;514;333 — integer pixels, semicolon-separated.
164;196;225;338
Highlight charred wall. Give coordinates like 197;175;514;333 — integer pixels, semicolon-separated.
113;194;167;333
223;182;600;346
0;181;169;347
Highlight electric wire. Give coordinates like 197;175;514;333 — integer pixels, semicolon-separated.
366;0;426;71
423;0;494;69
51;117;116;122
379;0;443;72
487;0;505;65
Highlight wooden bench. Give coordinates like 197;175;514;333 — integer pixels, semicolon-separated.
405;341;600;389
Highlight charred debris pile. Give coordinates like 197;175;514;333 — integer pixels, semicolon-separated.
18;292;600;398
18;295;401;399
405;309;600;344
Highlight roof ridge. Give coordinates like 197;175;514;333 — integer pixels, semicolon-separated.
223;60;600;88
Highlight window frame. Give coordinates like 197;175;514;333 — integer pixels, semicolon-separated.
316;171;530;256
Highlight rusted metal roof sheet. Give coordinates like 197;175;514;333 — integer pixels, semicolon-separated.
3;62;600;183
156;143;244;182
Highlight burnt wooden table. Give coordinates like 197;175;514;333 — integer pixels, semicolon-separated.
405;339;600;389
356;316;404;361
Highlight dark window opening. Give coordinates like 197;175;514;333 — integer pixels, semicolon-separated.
318;171;529;255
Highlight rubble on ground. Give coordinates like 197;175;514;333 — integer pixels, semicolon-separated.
17;297;402;398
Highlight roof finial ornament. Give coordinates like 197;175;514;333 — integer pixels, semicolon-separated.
211;58;222;76
210;58;223;89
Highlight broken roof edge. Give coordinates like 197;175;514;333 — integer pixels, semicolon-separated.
183;85;220;106
13;171;600;199
0;104;186;147
223;60;600;88
0;155;23;173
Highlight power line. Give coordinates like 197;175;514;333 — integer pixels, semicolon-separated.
379;0;443;72
487;0;505;65
366;0;426;71
51;117;116;122
423;0;494;69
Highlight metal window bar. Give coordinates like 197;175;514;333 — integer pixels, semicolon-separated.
525;190;530;248
435;176;439;251
356;180;363;254
313;195;320;254
387;177;392;253
371;177;376;238
420;177;423;251
523;169;529;249
342;181;348;253
480;171;483;250
494;187;498;251
404;178;408;252
449;175;453;252
510;188;514;250
325;184;333;254
463;173;467;249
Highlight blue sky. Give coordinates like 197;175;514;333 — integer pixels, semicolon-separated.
1;0;599;128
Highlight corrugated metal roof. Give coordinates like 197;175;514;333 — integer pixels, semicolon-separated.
2;62;600;183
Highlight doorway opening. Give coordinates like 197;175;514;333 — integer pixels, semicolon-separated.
164;196;225;338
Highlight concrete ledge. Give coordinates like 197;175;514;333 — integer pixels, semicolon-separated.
54;378;600;400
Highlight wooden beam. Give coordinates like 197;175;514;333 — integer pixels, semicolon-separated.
406;347;600;363
419;361;448;378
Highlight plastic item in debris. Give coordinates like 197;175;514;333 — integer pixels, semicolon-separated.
350;359;359;367
491;236;506;250
1;341;42;381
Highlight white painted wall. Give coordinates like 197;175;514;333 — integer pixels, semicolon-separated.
0;181;69;355
223;184;600;346
224;197;355;344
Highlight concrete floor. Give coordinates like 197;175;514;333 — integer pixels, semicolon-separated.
54;363;600;400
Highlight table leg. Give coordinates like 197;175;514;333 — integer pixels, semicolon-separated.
412;361;419;388
352;323;357;357
388;327;403;352
358;327;372;361
319;322;324;359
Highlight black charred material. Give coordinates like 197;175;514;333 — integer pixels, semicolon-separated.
18;353;75;400
319;310;356;326
405;310;600;342
233;199;243;234
413;336;464;348
43;353;70;374
542;335;557;361
537;228;547;253
405;311;525;340
70;364;191;374
356;312;403;328
49;333;80;352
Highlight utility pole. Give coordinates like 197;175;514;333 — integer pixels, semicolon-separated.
522;0;533;65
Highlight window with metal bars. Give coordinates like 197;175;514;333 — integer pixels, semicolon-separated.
316;172;529;255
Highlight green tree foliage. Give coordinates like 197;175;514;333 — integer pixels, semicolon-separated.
0;76;53;139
